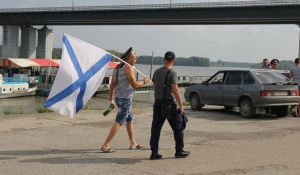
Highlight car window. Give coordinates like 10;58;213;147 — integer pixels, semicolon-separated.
225;72;242;85
243;72;255;84
252;71;289;83
208;72;225;84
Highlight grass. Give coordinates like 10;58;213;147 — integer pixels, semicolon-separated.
3;106;24;115
36;105;52;113
82;105;90;110
183;102;190;106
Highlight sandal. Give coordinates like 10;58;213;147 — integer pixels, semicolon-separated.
129;144;143;150
101;147;115;153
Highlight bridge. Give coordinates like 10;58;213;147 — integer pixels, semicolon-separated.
1;0;300;25
1;0;300;60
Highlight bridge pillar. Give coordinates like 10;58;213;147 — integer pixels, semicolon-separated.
1;26;19;59
37;26;53;59
299;25;300;58
20;26;37;58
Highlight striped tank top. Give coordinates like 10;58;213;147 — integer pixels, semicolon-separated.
292;66;300;84
113;64;134;99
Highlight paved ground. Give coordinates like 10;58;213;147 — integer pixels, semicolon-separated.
1;105;300;175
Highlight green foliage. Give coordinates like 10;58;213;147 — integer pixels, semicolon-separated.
36;105;52;113
137;55;210;67
52;48;62;59
0;44;294;69
106;50;123;61
183;102;190;106
3;106;24;115
82;104;90;110
250;60;294;70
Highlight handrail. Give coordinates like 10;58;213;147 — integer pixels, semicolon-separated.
3;77;27;82
0;0;300;13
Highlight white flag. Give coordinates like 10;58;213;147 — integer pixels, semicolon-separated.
44;34;111;118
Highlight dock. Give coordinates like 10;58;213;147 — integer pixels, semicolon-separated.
93;82;196;95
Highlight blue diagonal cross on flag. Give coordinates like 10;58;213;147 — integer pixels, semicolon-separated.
44;34;111;118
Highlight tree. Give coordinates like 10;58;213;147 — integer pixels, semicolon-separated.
52;48;62;59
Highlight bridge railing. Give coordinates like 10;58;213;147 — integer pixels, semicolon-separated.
0;0;300;13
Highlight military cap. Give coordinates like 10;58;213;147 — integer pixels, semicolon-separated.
121;47;135;60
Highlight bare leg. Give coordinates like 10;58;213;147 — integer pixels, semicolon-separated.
126;121;140;148
102;122;121;149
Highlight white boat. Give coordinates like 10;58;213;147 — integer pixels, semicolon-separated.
0;74;37;99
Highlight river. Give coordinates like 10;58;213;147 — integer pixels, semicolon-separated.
0;65;247;115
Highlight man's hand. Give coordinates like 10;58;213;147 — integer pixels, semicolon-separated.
143;77;151;83
110;102;115;109
179;106;184;114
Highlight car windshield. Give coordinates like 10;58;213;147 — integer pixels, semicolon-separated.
252;71;289;83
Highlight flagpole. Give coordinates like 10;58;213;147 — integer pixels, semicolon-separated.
63;33;149;78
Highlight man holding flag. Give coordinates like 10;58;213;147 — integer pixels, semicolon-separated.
44;34;150;153
101;47;151;153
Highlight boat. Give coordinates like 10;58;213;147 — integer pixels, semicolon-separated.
36;61;121;96
0;74;37;99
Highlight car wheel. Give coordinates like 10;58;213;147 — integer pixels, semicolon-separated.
190;94;202;111
239;99;255;118
224;106;235;111
275;106;289;117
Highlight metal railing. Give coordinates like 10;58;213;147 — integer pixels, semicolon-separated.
0;0;300;13
3;77;27;82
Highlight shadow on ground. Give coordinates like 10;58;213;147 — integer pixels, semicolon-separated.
0;149;176;164
185;107;288;121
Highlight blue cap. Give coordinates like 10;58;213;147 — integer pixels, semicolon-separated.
164;51;175;60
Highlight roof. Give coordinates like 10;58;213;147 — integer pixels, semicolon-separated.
0;58;119;69
31;59;60;67
0;58;40;67
108;62;120;69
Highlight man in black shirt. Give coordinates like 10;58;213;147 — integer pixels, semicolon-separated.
150;51;190;160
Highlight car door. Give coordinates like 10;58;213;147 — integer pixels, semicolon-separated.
222;72;243;105
202;72;227;104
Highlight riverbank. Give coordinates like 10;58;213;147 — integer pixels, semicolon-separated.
1;105;300;175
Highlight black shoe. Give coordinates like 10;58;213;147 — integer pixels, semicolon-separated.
175;151;190;158
150;153;162;160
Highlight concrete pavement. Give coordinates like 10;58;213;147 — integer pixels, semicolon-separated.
1;106;300;175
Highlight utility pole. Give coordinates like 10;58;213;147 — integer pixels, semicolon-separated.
72;0;74;10
170;0;172;8
150;51;154;79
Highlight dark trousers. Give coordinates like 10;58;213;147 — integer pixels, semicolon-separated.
150;99;184;154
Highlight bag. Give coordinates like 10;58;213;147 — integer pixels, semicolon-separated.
161;101;177;119
160;69;177;119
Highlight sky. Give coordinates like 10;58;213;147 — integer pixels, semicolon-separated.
0;0;299;63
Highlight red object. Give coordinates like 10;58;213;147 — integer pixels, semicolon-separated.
108;62;120;68
2;59;12;67
260;90;298;96
30;59;60;67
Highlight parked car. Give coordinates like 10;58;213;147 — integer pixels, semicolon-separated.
184;69;300;118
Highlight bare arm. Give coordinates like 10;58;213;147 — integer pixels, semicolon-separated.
124;65;149;88
108;76;116;108
171;84;184;113
109;76;115;101
289;68;292;79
